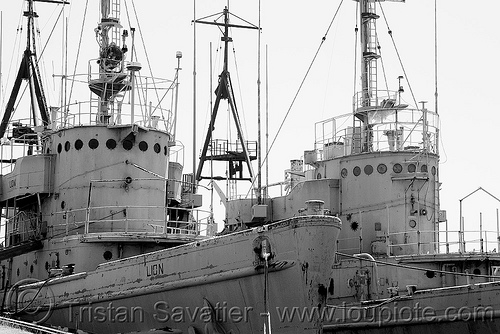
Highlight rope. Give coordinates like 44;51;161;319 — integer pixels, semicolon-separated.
352;1;358;103
129;0;163;119
67;0;89;120
336;251;500;279
377;1;419;110
327;295;402;310
247;0;345;197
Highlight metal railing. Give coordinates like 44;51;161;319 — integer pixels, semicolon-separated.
0;204;213;248
386;229;500;255
314;106;439;158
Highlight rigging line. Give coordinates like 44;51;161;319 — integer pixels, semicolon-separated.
352;1;358;110
327;295;401;310
231;42;249;139
67;0;89;109
434;0;438;116
11;5;65;115
130;0;162;116
247;0;345;197
2;1;24;99
336;251;500;279
377;2;418;110
375;31;390;95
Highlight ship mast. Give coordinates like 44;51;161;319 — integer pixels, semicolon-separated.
194;8;259;188
0;0;67;139
354;0;404;152
89;0;131;125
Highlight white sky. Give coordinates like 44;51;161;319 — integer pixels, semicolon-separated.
1;0;499;249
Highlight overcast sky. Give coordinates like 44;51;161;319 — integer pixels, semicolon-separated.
1;0;499;247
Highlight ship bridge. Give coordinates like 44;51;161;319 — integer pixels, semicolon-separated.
311;91;439;160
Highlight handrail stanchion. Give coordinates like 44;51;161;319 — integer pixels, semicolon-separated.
480;212;484;253
497;208;500;253
446;219;449;254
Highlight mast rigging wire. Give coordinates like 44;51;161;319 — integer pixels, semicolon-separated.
336;251;500;279
247;0;345;197
66;0;88;120
10;3;65;121
377;1;419;110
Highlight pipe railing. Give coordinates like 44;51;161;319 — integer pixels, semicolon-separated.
386;228;500;255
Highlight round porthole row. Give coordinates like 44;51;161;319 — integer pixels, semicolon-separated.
89;138;99;149
353;166;361;176
393;163;403;173
123;139;133;150
377;163;387;174
57;143;62;154
139;141;148;152
341;168;348;178
364;165;373;175
408;163;416;173
75;139;83;150
106;139;117;149
64;141;71;152
154;143;161;154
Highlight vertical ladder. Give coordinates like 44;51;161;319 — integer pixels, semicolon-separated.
361;1;380;107
110;0;121;45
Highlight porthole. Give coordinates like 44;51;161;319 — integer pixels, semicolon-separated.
364;165;373;175
316;173;322;179
393;163;403;173
341;168;348;178
377;163;387;174
421;164;428;173
353;166;361;176
139;141;148;152
57;143;62;154
123;139;133;150
89;138;99;149
409;219;417;228
431;166;436;175
408;163;416;173
61;201;66;210
164;146;168;156
30;265;34;274
154;143;161;154
106;139;117;149
103;251;113;261
64;141;71;152
75;139;83;150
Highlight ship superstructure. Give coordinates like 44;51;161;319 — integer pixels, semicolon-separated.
0;0;210;287
0;0;499;333
0;2;342;333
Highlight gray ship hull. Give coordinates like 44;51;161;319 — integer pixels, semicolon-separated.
10;215;341;334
